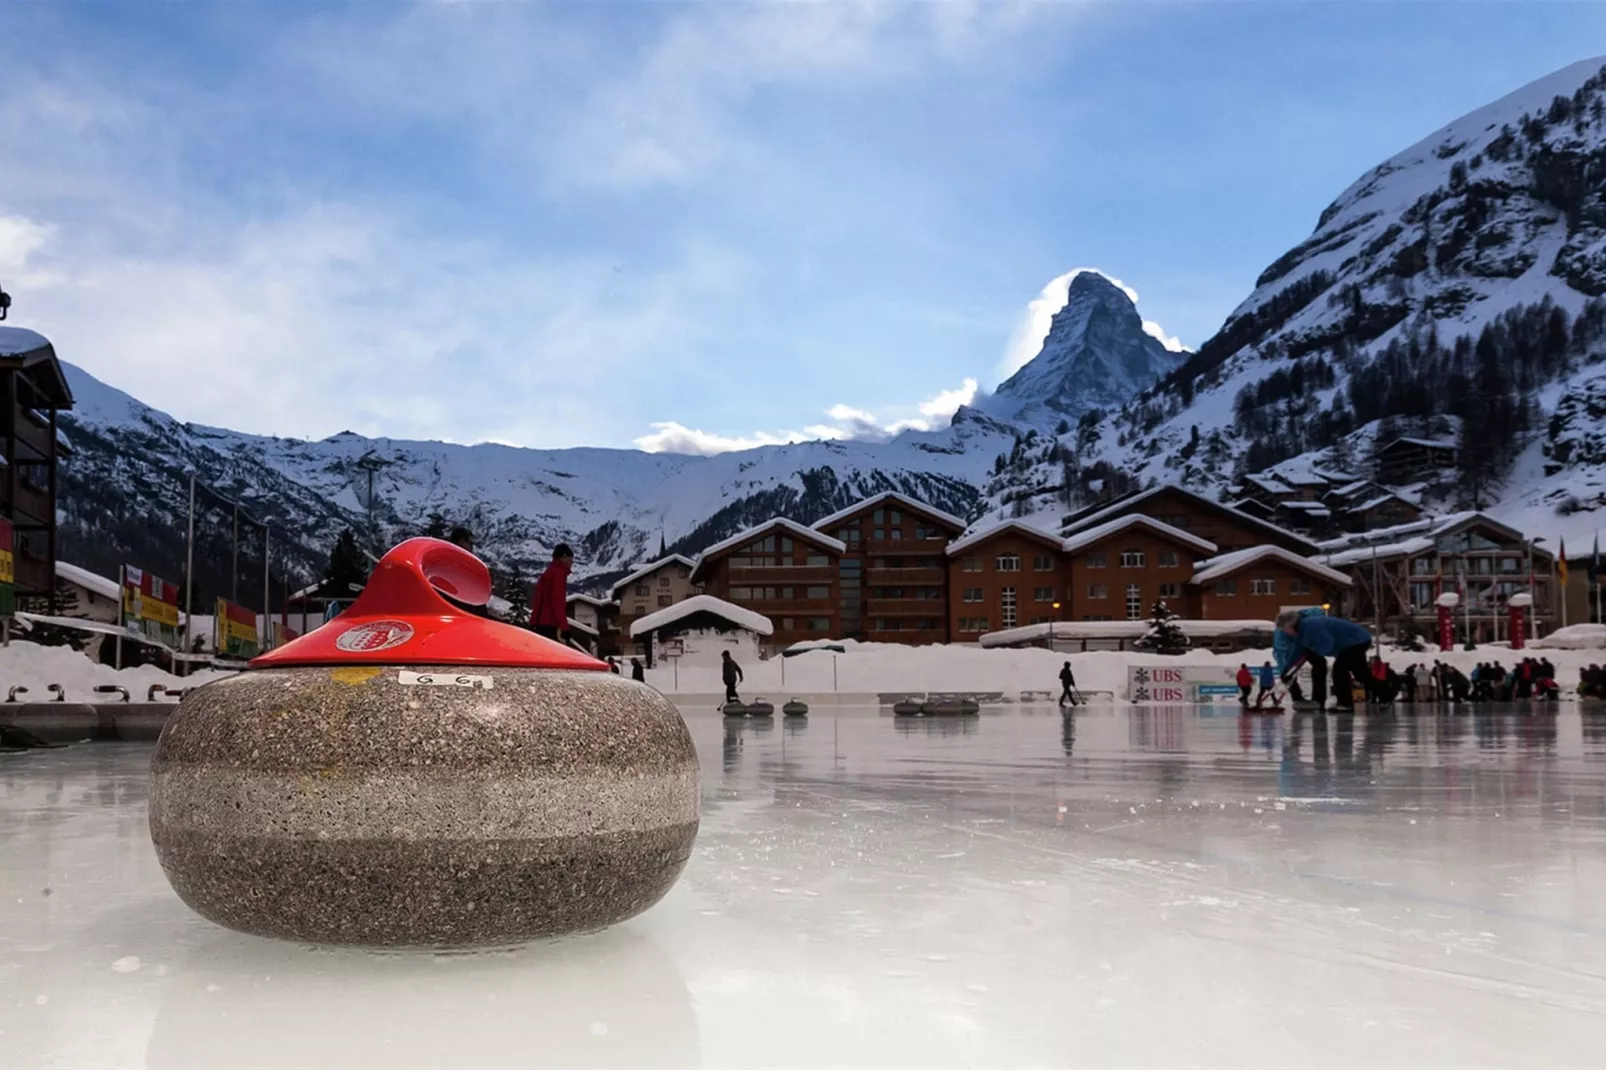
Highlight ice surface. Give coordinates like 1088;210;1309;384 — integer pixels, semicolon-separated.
4;706;1606;1068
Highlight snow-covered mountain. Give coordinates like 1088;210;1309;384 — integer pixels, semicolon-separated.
977;271;1187;430
984;56;1606;545
55;363;1014;601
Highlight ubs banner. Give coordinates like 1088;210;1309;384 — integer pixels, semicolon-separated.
1128;664;1274;703
215;598;260;658
123;566;182;648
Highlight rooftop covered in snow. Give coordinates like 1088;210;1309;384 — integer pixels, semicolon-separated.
608;554;696;599
946;518;1066;557
692;518;846;571
629;594;774;639
1192;545;1352;587
810;491;967;534
1060;513;1215;556
54;561;120;601
1060;484;1319;555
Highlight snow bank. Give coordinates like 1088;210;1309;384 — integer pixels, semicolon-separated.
630;595;772;638
1533;624;1606;650
0;641;233;701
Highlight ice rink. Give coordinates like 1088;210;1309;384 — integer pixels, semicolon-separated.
4;704;1606;1068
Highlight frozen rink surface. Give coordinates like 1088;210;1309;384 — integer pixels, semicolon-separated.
5;705;1606;1069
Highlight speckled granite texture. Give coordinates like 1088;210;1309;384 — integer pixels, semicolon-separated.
149;667;699;948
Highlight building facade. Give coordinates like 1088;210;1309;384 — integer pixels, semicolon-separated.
1062;484;1318;558
1187;546;1350;621
1062;516;1216;622
566;593;622;657
690;519;845;651
609;554;699;653
0;328;73;607
944;522;1070;640
813;492;964;644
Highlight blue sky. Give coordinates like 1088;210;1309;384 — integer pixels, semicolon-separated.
1;2;1601;454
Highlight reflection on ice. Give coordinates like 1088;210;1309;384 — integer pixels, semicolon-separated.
4;704;1606;1068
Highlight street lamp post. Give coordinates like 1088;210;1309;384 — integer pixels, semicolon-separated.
1051;601;1061;650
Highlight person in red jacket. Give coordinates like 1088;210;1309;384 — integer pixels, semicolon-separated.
529;544;574;641
1235;663;1253;708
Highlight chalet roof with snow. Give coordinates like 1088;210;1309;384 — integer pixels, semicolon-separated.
1191;546;1352;588
54;561;119;601
689;519;846;583
608;554;696;599
946;518;1066;557
628;594;774;638
1060;513;1216;556
566;593;613;610
1377;436;1457;455
1059;483;1320;555
810;491;967;534
0;326;73;408
1242;474;1296;496
1320;536;1437;567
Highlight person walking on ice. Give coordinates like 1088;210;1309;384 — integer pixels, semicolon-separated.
1255;661;1276;709
1274;607;1373;713
1058;661;1079;707
1235;663;1254;707
721;650;744;705
528;543;574;642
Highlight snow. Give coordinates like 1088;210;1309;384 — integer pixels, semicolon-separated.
0;639;231;699
1386;436;1457;451
629;595;773;639
608;556;696;599
1242;473;1294;495
1059;513;1215;556
809;490;966;533
566;593;612;609
945;517;1064;556
1320;536;1436;567
979;619;1274;647
54;560;120;601
1534;623;1606;649
691;519;846;566
0;325;51;357
7;705;1606;1067
565;616;598;638
1192;545;1352;587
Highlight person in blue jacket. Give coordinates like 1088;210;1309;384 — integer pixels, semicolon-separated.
1255;661;1276;708
1274;607;1373;712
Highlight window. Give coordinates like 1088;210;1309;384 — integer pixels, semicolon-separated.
657;595;672;607
781;617;795;631
1214;579;1238;596
1033;554;1054;572
962;556;983;573
873;508;885;524
1251;578;1275;596
963;587;983;603
1030;615;1051;626
891;529;903;541
959;617;990;633
997;554;1022;572
635;583;649;596
1082;614;1112;622
806;618;831;631
1499;556;1521;574
890;509;902;524
873;529;885;540
780;537;794;553
1087;583;1108;599
678;567;689;578
806;586;830;599
1157;551;1178;568
1085;552;1106;569
1290;577;1312;595
1000;587;1017;628
658;576;670;588
916;525;941;541
1158;582;1179;599
1034;586;1055;602
806;553;829;566
1120;550;1145;568
1125;584;1142;620
730;587;752;600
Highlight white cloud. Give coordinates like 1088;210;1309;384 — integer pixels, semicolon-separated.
635;376;981;455
998;267;1187;379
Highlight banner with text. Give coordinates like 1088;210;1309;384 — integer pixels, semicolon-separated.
215;598;260;658
123;566;182;648
0;519;14;620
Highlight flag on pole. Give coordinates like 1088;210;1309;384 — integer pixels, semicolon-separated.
1593;534;1601;587
1558;538;1568;588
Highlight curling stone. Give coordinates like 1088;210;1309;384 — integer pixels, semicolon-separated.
148;538;700;949
782;699;808;717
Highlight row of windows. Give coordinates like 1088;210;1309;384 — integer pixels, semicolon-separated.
872;619;942;631
1083;550;1180;569
872;587;944;600
729;586;832;601
957;617;990;633
961;586;1057;604
960;550;1186;572
1208;577;1311;597
728;553;831;568
777;617;834;631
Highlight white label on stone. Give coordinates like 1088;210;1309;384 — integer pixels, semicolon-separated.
397;670;494;690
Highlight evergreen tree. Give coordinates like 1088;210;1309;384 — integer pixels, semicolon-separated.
322;529;369;597
1134;600;1190;656
424;511;449;539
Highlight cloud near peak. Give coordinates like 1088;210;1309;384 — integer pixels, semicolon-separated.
999;267;1187;379
635;376;979;456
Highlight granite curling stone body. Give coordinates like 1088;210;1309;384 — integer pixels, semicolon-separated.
149;538;700;949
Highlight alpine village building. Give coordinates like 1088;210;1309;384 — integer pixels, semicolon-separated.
0;327;74;614
592;483;1556;655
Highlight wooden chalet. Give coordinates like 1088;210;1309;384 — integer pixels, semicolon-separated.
0;327;73;607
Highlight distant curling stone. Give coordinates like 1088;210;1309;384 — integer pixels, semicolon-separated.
782;699;808;717
722;699;775;718
148;538;700;949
